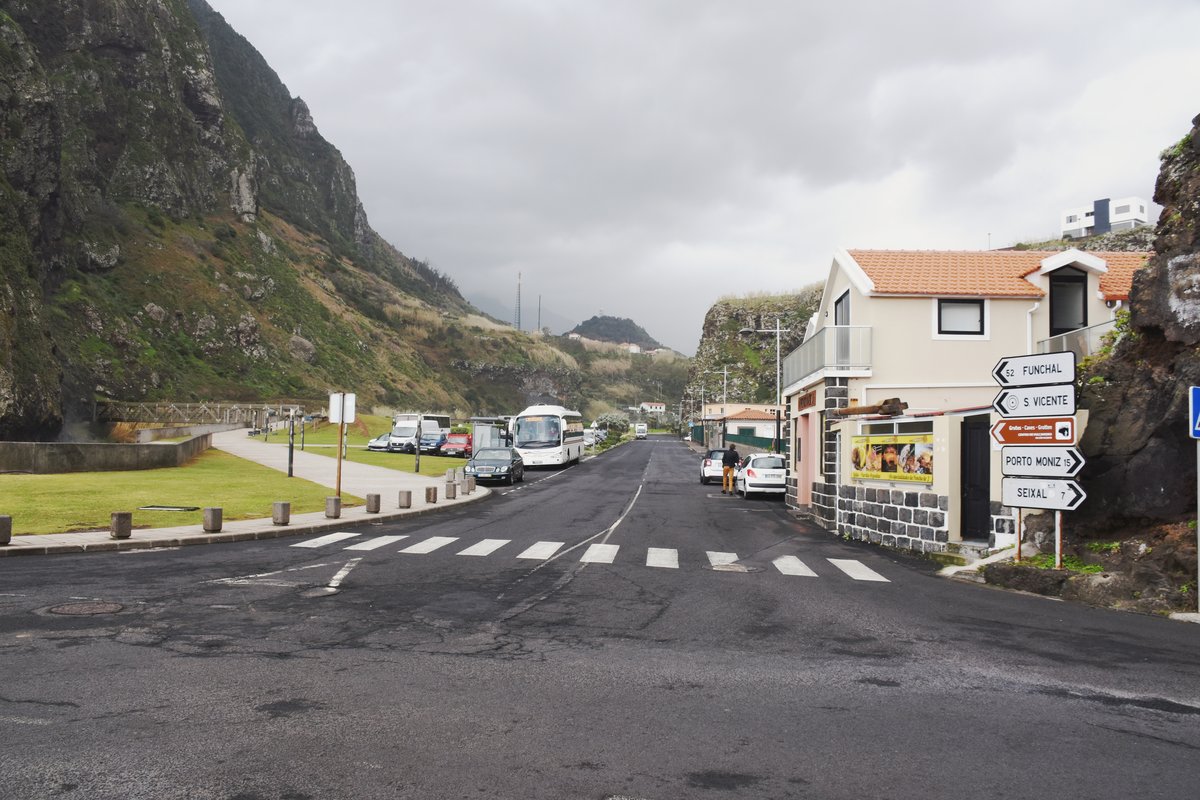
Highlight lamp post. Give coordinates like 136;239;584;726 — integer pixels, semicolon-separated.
704;367;729;407
739;318;791;406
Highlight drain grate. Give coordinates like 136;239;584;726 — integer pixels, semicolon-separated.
48;602;123;616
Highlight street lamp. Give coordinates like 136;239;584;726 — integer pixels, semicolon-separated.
704;366;729;406
740;318;792;453
739;318;791;405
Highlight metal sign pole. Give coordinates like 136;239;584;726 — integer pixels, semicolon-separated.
414;413;422;474
1196;440;1199;613
335;393;345;499
288;411;295;478
1014;509;1022;563
1054;510;1062;569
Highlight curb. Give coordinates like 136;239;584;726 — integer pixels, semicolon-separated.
0;487;491;558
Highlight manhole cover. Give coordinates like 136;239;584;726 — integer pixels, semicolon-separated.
48;602;123;615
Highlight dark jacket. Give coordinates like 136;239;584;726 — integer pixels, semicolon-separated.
721;447;739;468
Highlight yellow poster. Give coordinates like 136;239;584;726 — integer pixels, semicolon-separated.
850;434;934;483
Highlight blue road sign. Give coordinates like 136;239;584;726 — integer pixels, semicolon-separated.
1191;386;1200;439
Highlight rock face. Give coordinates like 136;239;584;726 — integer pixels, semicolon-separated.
0;0;471;439
1077;113;1200;527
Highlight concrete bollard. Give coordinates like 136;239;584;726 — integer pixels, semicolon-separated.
366;493;381;513
0;515;11;545
325;496;342;519
272;501;291;525
398;490;412;509
445;468;456;481
445;481;457;500
203;507;223;533
425;486;438;504
110;511;132;539
466;476;476;494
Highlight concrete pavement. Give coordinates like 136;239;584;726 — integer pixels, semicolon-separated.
0;429;490;557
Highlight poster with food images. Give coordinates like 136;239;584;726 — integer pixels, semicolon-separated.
850;434;934;483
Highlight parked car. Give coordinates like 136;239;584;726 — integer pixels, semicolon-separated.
699;449;726;485
464;447;525;485
418;432;447;455
734;453;787;498
441;432;473;458
367;433;391;452
583;428;596;447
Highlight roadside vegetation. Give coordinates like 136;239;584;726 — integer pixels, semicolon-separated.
2;450;355;536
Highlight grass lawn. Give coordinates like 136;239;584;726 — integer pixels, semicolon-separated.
1;450;360;536
256;413;393;447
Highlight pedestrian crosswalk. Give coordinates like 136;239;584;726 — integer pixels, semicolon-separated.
289;533;891;582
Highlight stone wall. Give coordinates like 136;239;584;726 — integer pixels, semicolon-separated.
838;484;950;552
0;434;211;474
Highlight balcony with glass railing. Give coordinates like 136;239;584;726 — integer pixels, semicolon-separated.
1036;319;1117;359
781;325;872;389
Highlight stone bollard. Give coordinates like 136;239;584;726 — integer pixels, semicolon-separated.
425;486;438;504
272;501;291;525
325;496;342;519
203;507;223;533
398;490;412;509
0;515;11;545
445;481;457;500
366;493;381;513
466;476;476;494
445;468;456;482
110;511;132;540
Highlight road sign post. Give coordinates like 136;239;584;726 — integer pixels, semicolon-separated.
993;352;1083;568
1189;386;1200;613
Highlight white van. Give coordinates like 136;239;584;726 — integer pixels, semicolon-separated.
635;423;648;439
389;413;451;453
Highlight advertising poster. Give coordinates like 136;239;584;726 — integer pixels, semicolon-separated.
850;434;934;483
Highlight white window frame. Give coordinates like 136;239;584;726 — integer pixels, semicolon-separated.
932;298;989;340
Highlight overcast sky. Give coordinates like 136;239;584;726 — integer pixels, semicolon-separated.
205;0;1200;355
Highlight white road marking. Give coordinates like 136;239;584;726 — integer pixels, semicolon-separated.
580;543;619;564
344;535;407;551
399;536;459;554
645;547;679;569
207;563;331;585
827;558;890;582
706;551;739;567
457;539;510;557
327;558;362;589
772;555;818;577
517;541;563;560
291;532;360;548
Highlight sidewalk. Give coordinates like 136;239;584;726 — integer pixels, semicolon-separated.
0;429;490;557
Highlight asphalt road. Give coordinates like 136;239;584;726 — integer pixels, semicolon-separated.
2;435;1198;799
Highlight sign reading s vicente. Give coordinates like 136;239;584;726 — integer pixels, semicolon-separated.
850;434;934;483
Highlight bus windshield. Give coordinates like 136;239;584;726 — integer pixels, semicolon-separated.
514;416;561;449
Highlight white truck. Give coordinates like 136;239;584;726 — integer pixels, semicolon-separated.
635;423;648;439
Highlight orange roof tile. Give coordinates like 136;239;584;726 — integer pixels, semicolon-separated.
846;250;1148;300
723;409;780;421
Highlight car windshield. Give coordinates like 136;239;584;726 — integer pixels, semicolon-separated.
392;426;417;437
474;449;511;461
514;416;561;449
708;450;724;459
752;456;785;469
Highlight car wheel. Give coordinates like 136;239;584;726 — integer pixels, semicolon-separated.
700;476;708;485
516;467;524;483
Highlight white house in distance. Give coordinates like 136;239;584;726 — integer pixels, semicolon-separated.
640;401;666;415
780;247;1147;555
1060;197;1149;239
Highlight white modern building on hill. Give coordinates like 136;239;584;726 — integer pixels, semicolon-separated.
1060;196;1149;239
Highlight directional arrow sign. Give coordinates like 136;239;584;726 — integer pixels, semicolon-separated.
1001;446;1085;478
991;417;1075;446
992;351;1077;388
992;386;1077;418
1002;477;1086;511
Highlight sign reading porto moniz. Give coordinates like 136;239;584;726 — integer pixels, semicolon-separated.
850;434;934;484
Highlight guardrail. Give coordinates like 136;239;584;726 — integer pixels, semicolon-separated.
1036;319;1117;359
94;400;312;425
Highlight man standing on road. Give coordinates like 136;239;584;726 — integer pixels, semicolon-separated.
721;443;739;495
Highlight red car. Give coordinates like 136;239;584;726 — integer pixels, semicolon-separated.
441;432;473;458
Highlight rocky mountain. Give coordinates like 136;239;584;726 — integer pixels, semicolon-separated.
0;0;658;439
687;289;821;406
569;315;663;350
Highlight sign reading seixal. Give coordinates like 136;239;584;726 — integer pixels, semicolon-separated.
1001;446;1085;478
1002;477;1086;511
990;417;1075;446
992;386;1077;418
992;351;1077;388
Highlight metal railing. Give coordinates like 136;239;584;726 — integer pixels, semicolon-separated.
781;326;872;388
94;400;312;425
1036;319;1117;359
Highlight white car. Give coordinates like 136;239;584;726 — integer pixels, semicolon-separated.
699;449;726;485
734;453;787;498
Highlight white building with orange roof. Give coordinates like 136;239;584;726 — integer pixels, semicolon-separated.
780;247;1148;556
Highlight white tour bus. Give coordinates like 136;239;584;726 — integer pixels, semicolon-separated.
512;404;585;466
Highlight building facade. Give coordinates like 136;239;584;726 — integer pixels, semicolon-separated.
1060;197;1149;239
